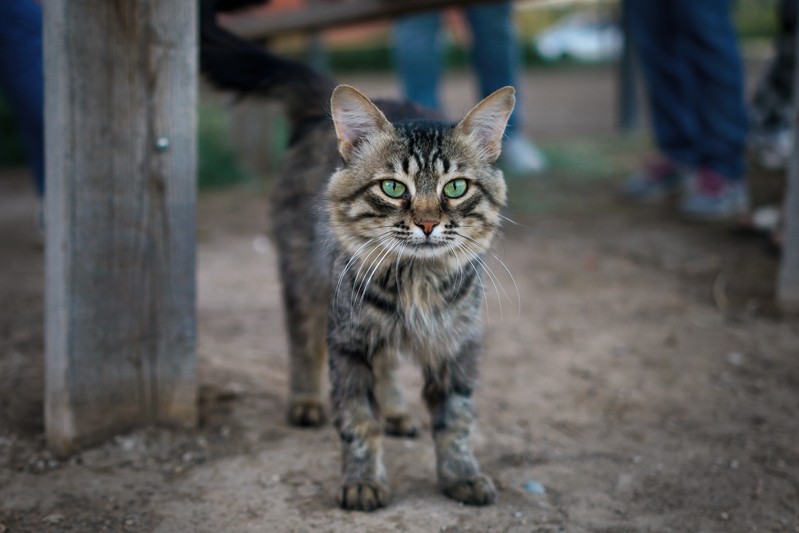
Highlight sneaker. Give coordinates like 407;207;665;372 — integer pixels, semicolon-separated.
750;128;793;170
499;134;548;176
620;157;686;202
679;167;749;221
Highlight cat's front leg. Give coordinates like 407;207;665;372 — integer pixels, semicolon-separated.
329;340;389;511
374;353;417;438
423;340;496;506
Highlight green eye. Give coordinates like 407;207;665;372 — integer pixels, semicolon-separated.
443;178;468;198
381;180;407;198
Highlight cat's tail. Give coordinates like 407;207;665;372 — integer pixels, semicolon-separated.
199;0;336;127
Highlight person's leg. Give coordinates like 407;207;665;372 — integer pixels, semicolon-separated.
683;0;748;182
675;0;749;220
626;0;698;170
466;2;520;133
392;12;443;110
466;3;546;174
0;0;44;196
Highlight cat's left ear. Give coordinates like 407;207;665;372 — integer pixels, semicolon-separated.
331;85;393;163
455;86;516;163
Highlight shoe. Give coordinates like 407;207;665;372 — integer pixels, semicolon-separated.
620;157;686;202
499;134;548;176
679;167;749;221
750;128;793;170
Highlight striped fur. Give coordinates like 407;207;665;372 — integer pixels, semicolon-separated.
273;86;514;511
199;14;512;510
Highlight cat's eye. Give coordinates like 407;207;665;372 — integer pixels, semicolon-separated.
381;180;407;198
443;178;468;198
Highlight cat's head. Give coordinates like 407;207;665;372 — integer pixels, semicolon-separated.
327;85;513;265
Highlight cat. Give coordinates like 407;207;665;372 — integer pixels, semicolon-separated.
201;7;513;512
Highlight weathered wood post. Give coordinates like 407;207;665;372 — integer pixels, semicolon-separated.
778;120;799;312
44;1;197;455
777;9;799;313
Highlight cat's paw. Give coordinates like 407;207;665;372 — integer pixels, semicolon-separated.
287;400;325;427
442;474;497;506
337;482;389;512
384;415;418;438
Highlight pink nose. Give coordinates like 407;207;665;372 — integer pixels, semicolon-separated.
416;220;438;236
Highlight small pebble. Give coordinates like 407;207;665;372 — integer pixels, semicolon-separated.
632;455;642;464
522;480;546;495
182;452;194;463
252;235;272;255
513;511;523;518
725;352;745;367
41;513;65;525
615;473;634;493
271;474;281;483
720;512;730;521
730;460;739;470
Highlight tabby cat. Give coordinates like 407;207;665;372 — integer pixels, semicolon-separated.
201;8;513;512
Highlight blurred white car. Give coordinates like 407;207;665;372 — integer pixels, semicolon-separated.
535;12;623;62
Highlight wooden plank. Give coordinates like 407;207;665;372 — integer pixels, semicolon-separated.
44;0;197;455
225;0;509;39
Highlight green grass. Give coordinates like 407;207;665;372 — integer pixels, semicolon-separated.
197;103;253;189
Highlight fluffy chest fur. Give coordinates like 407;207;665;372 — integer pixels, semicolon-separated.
327;248;483;366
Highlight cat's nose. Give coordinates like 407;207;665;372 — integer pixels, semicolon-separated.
416;220;439;236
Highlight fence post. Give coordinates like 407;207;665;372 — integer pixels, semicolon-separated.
44;0;198;455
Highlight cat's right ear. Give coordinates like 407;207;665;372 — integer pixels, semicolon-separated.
331;85;392;163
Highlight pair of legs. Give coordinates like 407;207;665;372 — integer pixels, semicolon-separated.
392;4;547;175
625;0;748;182
282;287;493;511
327;341;494;511
393;3;521;135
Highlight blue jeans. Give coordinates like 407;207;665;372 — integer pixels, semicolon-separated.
393;2;522;135
626;0;748;180
0;0;44;195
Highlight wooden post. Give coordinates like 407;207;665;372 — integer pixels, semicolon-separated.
778;115;799;312
777;8;799;313
44;1;197;455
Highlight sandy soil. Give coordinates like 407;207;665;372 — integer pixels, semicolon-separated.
1;67;798;532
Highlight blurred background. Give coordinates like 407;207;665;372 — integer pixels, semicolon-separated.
0;0;779;189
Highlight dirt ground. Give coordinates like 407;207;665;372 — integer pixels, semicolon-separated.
2;66;799;532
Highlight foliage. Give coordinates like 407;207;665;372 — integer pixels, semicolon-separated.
198;103;253;189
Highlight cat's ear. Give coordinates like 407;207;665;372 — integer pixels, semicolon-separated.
331;85;392;163
455;86;516;163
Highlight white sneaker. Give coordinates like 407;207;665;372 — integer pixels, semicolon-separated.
500;134;548;176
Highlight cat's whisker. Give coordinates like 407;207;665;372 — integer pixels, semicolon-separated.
443;241;468;305
333;232;393;326
394;243;405;308
356;240;400;315
454;242;489;323
456;233;521;321
455;241;501;321
498;213;533;229
349;240;389;324
342;234;393;327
